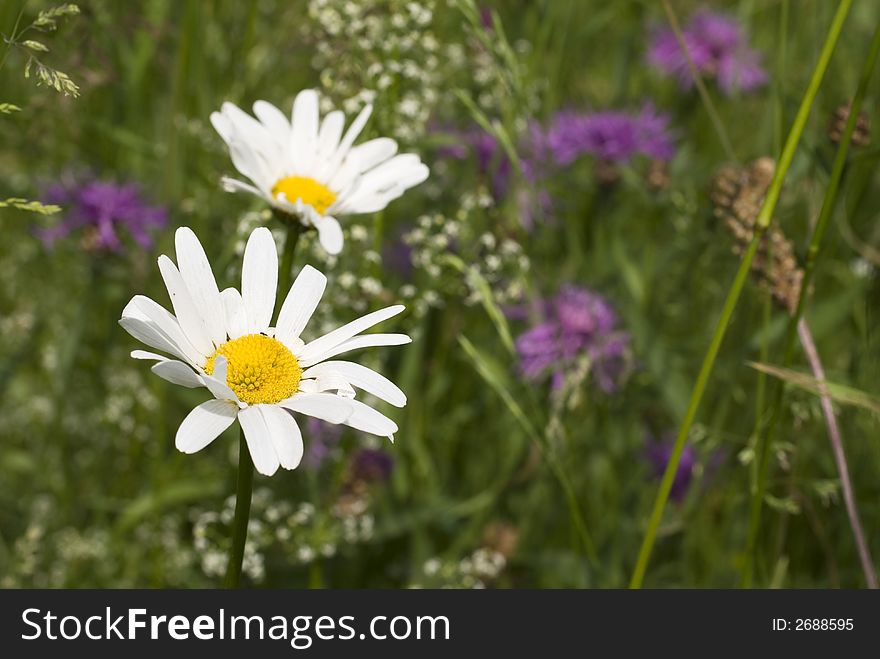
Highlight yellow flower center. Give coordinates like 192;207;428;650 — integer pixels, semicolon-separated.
204;334;301;405
271;176;337;215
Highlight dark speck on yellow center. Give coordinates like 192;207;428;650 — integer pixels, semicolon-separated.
271;176;337;215
204;334;301;405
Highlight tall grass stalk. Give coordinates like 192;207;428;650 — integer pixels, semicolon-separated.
742;13;879;589
797;319;877;588
630;0;853;589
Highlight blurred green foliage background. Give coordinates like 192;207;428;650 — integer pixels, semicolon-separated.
1;0;878;588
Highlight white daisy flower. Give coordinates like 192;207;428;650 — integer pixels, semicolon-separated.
210;89;430;255
119;226;410;476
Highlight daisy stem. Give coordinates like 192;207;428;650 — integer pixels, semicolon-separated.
223;221;304;588
224;427;254;588
741;14;879;589
629;0;852;589
278;223;305;297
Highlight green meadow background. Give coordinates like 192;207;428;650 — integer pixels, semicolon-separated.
1;0;878;588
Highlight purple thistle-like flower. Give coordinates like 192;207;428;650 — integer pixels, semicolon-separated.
513;285;631;393
39;176;168;252
647;9;768;95
437;103;673;229
645;439;697;502
545;104;677;166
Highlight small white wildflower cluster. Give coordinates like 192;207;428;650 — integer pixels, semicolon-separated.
2;497;198;587
193;485;380;582
101;360;158;441
410;547;507;589
1;497;52;588
132;515;198;583
193;492;270;583
404;195;530;316
306;0;442;143
449;4;539;125
305;222;394;326
49;527;113;585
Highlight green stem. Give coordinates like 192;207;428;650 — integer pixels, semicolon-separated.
224;428;254;588
660;0;736;162
278;222;304;298
630;231;763;588
630;0;853;589
308;561;324;589
773;0;790;157
741;10;877;589
755;0;852;231
0;5;25;73
223;221;304;588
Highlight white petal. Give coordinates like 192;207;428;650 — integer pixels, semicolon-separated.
314;110;345;178
279;392;353;424
227;138;273;192
120;295;204;367
130;349;168;361
297;379;320;394
339;155;428;213
300;372;356;398
253;100;290;141
346;137;398;174
315;215;343;255
203;355;239;403
324;158;366;202
298;305;405;364
152;360;205;388
175;227;226;347
220;176;264;198
302;361;406;407
241;227;278;333
289;89;319;174
275;265;327;347
222;101;281;165
220;287;248;340
298;333;412;368
341;399;398;439
210;111;234;143
357;153;423;191
323;104;372;177
175;399;238;454
238;405;281;476
157;255;214;357
259;405;304;470
328;139;398;196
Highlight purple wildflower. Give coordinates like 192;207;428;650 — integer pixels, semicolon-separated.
302;417;343;469
512;285;631;392
479;5;494;30
647;9;768;95
439;127;512;199
382;223;415;281
38;176;167;252
645;439;697;502
349;448;394;485
544;104;677;166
